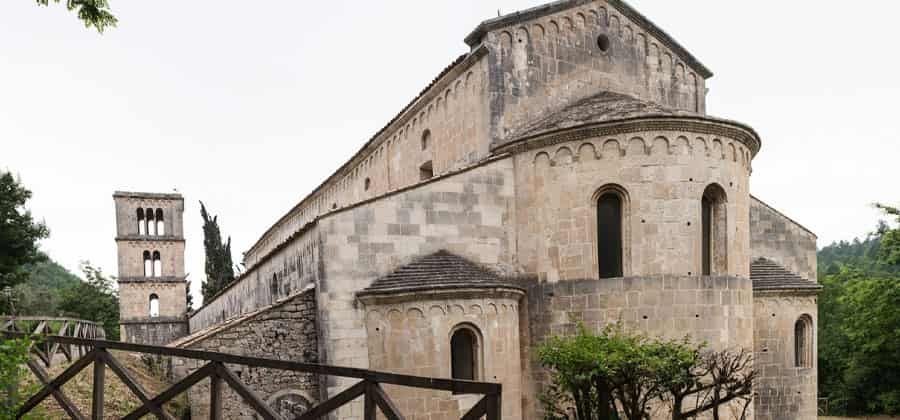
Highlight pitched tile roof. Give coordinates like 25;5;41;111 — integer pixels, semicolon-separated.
508;91;693;140
750;257;822;292
358;250;522;296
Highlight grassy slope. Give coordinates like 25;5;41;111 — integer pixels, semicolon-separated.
23;351;187;419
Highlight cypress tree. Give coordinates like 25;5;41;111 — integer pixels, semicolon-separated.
200;202;235;302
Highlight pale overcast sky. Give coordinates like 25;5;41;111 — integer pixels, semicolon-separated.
2;1;896;307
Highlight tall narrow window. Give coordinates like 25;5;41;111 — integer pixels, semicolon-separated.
451;326;480;381
155;209;165;236
137;208;146;235
149;294;160;317
701;184;727;275
419;161;434;181
701;196;712;275
421;129;431;150
152;251;162;277
146;208;156;236
143;251;152;277
270;273;279;297
597;192;623;278
795;315;813;368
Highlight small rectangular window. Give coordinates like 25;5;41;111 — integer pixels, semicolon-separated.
419;161;433;181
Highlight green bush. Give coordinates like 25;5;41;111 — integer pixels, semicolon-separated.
537;324;753;420
0;336;34;420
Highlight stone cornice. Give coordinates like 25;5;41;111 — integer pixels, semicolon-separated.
115;235;185;243
357;285;525;306
118;276;186;284
752;288;822;297
493;115;761;157
113;191;183;201
120;316;187;325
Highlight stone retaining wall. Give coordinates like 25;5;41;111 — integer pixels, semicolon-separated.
174;288;319;419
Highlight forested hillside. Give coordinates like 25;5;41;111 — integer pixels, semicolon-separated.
817;206;900;416
4;256;120;341
8;254;81;316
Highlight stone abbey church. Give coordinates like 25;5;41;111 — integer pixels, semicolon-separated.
113;1;820;418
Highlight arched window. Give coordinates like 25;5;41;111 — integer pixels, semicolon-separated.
597;191;624;278
152;251;162;277
795;315;813;368
155;209;165;236
450;325;481;381
701;184;727;275
143;251;152;277
270;273;279;297
146;208;156;236
149;294;160;318
364;178;371;191
137;208;146;235
421;130;431;150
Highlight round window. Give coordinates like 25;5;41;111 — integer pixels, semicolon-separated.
597;34;611;52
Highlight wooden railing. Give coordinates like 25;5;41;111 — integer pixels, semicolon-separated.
1;316;105;367
2;332;502;420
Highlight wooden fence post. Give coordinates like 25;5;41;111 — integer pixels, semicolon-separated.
92;350;106;420
210;371;223;420
364;381;376;420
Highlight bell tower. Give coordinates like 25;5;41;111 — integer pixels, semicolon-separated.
113;191;188;345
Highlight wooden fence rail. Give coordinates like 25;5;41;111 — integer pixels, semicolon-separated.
1;316;104;367
2;331;502;420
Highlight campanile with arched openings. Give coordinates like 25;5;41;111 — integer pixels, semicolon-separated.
113;191;188;345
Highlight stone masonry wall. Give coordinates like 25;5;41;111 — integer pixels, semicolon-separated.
113;193;184;239
522;275;754;419
485;0;707;145
190;229;322;331
750;197;818;281
243;56;492;270
176;288;319;419
119;281;185;322
316;157;516;418
116;240;185;280
121;319;187;346
514;131;753;281
753;293;818;420
362;291;523;419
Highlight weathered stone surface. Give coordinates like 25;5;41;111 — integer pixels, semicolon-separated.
121;2;821;419
753;293;818;420
113;191;188;346
172;288;319;419
522;275;754;418
750;197;818;282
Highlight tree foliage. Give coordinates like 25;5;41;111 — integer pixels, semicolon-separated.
57;262;120;341
34;0;117;33
0;171;50;291
200;201;235;303
2;253;82;316
875;203;900;266
537;324;754;420
818;204;900;415
0;336;36;420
